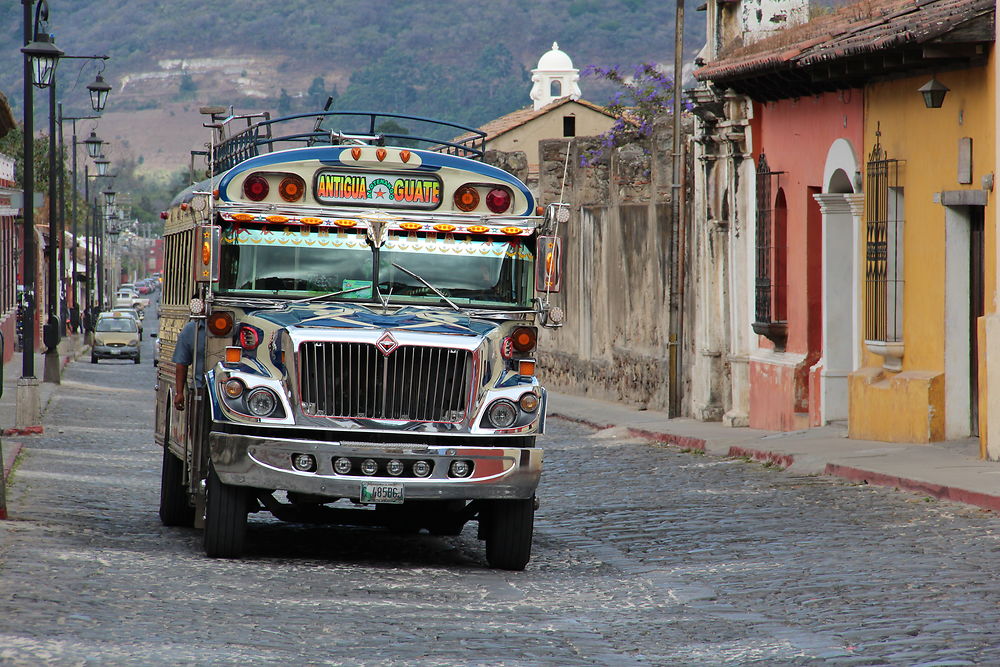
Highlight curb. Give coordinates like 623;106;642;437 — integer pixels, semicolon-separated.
550;411;1000;513
823;463;1000;513
2;426;43;436
3;440;21;479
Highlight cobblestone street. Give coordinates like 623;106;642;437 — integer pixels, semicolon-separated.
2;332;1000;665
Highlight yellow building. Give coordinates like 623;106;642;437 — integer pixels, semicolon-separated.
851;59;996;447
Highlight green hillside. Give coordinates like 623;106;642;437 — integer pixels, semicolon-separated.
0;0;703;128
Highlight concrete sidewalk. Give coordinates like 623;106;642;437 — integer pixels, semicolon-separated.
547;391;1000;512
0;335;84;482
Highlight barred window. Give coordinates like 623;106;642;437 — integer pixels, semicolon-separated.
752;154;788;350
864;134;903;344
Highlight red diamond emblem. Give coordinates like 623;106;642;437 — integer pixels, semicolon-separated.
376;331;399;356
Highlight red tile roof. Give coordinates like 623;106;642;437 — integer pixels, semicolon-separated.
456;97;614;144
695;0;994;100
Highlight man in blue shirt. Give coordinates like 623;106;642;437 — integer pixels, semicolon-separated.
172;319;205;411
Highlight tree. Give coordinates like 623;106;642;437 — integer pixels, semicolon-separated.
308;76;327;108
178;71;198;99
579;62;676;166
277;88;292;115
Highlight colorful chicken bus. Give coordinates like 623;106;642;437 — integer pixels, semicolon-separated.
154;108;566;569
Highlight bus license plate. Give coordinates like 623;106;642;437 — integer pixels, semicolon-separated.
360;482;404;504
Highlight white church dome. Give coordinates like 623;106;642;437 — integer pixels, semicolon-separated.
529;42;582;110
536;42;574;71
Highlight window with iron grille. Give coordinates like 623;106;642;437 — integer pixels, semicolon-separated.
752;153;788;350
864;134;904;344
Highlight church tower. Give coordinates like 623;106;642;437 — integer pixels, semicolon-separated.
529;42;582;111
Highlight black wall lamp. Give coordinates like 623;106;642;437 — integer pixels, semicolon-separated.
919;76;949;109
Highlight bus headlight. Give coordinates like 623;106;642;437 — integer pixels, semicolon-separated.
246;387;278;417
486;399;518;429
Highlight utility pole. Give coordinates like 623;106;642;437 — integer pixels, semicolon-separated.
668;0;686;417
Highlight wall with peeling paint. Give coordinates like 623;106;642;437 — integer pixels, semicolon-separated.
519;122;686;412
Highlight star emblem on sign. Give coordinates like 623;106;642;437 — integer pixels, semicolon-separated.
376;331;399;356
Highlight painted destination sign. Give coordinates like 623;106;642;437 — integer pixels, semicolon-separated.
315;170;442;210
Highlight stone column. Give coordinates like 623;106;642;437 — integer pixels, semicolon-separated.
15;377;41;431
812;192;862;422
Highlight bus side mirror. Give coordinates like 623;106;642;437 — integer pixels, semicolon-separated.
195;225;221;283
535;236;562;293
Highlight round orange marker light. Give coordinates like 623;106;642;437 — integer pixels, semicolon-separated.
300;217;323;225
279;175;305;202
510;326;536;352
400;222;422;231
433;223;456;233
500;227;523;235
201;242;211;265
223;377;245;397
231;213;255;222
207;311;234;336
454;185;479;212
334;219;357;228
266;215;289;223
467;225;489;233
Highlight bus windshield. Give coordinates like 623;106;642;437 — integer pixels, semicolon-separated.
218;225;535;308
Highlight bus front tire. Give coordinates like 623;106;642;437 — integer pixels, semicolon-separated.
203;463;248;558
484;497;534;571
158;446;194;527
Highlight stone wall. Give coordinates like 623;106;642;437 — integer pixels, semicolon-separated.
494;121;689;412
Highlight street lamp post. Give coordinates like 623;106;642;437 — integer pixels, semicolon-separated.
101;189;116;310
58;117;100;338
18;0;63;425
44;59;109;383
43;77;59;382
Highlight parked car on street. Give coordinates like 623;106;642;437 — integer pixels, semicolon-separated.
91;312;141;364
104;308;143;339
114;288;150;313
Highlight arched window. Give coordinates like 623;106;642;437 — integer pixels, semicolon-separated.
773;188;788;323
752;154;789;351
550;80;562;98
865;132;904;345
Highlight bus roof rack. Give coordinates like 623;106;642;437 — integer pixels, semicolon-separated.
208;110;487;175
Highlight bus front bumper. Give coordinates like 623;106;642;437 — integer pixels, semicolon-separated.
209;432;542;501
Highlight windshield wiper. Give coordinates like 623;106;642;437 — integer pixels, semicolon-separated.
286;284;373;305
391;263;460;311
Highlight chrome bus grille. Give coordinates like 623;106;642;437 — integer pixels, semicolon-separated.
298;341;472;422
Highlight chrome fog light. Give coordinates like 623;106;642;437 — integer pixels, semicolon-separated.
360;458;378;476
486;399;518;428
246;387;278;416
412;460;431;477
386;459;404;476
449;460;473;478
334;457;352;475
292;453;316;472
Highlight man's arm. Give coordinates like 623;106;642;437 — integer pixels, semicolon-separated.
174;363;188;410
172;320;195;410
